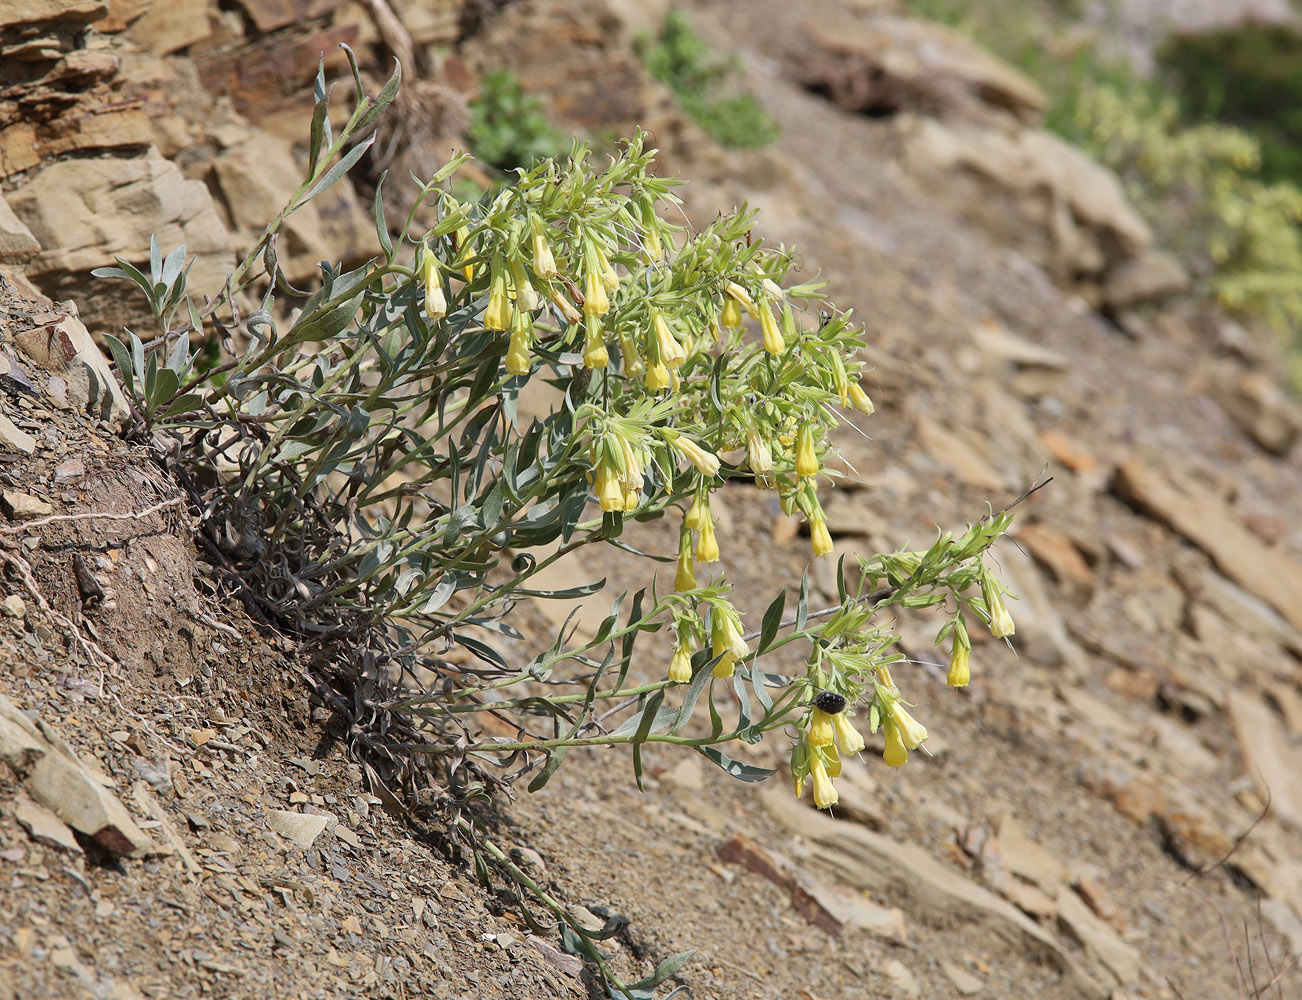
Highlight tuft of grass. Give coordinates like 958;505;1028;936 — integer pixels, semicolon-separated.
639;10;779;149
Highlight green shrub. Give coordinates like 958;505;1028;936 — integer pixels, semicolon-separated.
467;70;565;172
97;51;1017;999
1063;82;1302;378
1158;25;1302;186
639;10;779;149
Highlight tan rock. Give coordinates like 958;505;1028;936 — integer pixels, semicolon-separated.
0;413;36;454
1217;369;1301;457
1101;249;1190;309
1;490;53;518
800;14;1047;123
914;413;1008;491
0;122;40;178
1227;691;1302;833
0;693;160;857
763;787;1109;998
0;194;40;261
1056;887;1141;985
996;812;1069;893
212;129;377;282
266;808;329;848
93;0;150;32
1016;521;1095;602
0;0;107;30
1113;458;1302;632
971;318;1068;399
15;313;130;425
125;0;211;53
900;116;1151;281
230;0;348;33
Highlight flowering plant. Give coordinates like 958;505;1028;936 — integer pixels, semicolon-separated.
97;52;1019;998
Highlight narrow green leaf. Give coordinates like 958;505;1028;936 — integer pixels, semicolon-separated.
698;746;775;782
624;950;695;992
758;588;785;653
303;133;376;203
795;569;810;631
373;172;393;258
357;58;402;132
104;333;135;397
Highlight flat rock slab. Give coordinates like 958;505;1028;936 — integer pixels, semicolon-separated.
1113;458;1302;632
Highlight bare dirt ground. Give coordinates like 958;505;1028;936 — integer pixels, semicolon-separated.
4;1;1302;999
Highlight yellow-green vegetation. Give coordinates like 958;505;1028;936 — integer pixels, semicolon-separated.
638;10;779;149
467;70;565;172
96;51;1016;999
1158;24;1302;186
1062;83;1302;381
904;0;1302;386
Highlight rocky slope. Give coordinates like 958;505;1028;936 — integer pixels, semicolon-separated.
3;0;1302;998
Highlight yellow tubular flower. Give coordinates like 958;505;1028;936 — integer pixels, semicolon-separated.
455;226;474;281
596;245;619;294
808;708;835;747
810;755;838;809
721;297;742;329
810;514;833;558
746;428;773;483
640;199;663;261
653;312;687;368
883;719;908;767
795;425;818;478
848;382;875;415
645;362;672;391
505;312;531;376
877;665;896;691
618;330;644;377
670;436;721;478
530;216;557;277
712;648;736;678
833;713;865;755
683;494;708;532
583;320;608;369
675;550;696;592
669;641;693;684
422;250;446;320
596;465;624;512
892;704;928;749
695;518;720;563
623;484;640;510
583;267;609;317
725;280;758;318
759;303;784;355
948;642;971;687
719;611;749;661
484;258;511;332
985;586;1016;638
509;258;539;313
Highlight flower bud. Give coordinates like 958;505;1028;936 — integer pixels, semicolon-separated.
795;424;818;478
669;435;721;478
724;280;758;318
583;267;609;318
550;289;582;324
669;641;693;684
683;494;708;532
645;362;672;391
982;572;1016;639
595;464;624;512
505;310;532;376
721;297;742;329
509;257;539;313
947;641;970;688
760;303;785;355
422;250;446;320
618;329;644;377
695;518;720;563
484;257;511;332
848;382;875;415
809;514;833;558
530;215;557;277
747;427;773;484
